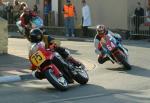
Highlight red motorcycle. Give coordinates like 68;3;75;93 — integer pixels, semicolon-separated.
29;42;89;91
99;33;131;70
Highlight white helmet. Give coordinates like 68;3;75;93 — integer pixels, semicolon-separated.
96;24;107;35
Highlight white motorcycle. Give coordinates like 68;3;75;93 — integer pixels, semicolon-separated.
16;16;43;39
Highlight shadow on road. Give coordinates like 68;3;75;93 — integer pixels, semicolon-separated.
0;54;30;75
106;65;150;78
0;82;150;103
106;67;128;71
127;65;150;78
33;84;150;102
123;40;150;48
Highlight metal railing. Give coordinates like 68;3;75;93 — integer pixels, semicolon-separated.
129;16;150;37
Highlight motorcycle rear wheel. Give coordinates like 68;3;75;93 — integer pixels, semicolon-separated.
45;69;68;91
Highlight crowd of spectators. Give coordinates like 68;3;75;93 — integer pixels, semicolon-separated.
0;0;37;24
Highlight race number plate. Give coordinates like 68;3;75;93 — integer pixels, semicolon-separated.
31;51;46;66
106;42;115;51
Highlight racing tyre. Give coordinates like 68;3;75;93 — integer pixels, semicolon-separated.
73;65;89;84
122;59;132;70
116;54;131;70
45;69;68;91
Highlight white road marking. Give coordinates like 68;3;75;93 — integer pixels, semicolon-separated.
0;75;21;83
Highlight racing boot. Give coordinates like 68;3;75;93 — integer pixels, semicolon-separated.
32;70;45;80
98;55;110;64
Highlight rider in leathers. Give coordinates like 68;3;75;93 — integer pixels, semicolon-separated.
19;7;37;38
29;29;81;81
94;24;122;64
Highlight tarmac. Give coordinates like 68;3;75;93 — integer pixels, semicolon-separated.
0;32;94;84
1;32;150;84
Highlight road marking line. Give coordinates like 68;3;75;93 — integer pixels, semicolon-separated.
0;75;21;83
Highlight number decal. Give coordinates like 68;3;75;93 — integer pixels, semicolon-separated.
107;45;112;51
106;42;115;51
31;51;46;66
111;42;115;48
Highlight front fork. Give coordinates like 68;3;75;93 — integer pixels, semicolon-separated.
118;44;128;56
112;47;128;64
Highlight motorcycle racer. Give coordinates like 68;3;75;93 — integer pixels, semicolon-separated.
19;7;37;37
94;24;122;64
29;28;81;80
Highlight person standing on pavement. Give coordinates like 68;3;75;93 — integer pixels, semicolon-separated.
44;0;51;26
81;0;91;37
6;2;13;24
145;6;150;22
13;0;21;23
19;2;27;14
133;2;144;33
0;0;7;19
63;0;77;37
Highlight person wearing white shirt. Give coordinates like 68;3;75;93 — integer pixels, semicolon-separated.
81;0;91;37
146;6;150;22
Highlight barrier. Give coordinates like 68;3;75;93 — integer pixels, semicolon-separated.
129;16;150;37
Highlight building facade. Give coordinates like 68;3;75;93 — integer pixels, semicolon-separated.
3;0;149;30
72;0;148;30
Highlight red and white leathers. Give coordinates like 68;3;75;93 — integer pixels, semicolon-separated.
94;30;121;64
18;10;38;40
20;11;37;28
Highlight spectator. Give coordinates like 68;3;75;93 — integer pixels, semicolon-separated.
33;4;38;13
13;0;20;23
0;0;7;19
63;0;77;37
145;6;150;35
19;2;27;14
133;2;144;33
145;6;150;22
44;0;51;26
6;2;13;24
81;0;91;37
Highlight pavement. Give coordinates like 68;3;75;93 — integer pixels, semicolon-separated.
8;32;94;42
0;32;95;84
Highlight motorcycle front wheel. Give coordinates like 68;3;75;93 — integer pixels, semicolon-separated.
73;65;89;84
45;69;68;91
116;54;131;70
121;58;131;70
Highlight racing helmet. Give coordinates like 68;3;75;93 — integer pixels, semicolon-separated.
96;24;107;35
30;28;43;43
23;7;30;14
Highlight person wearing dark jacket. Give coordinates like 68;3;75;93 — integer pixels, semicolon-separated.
133;2;144;33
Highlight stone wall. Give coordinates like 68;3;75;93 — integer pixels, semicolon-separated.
0;17;8;54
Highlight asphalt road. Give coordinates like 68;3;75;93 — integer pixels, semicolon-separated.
0;38;150;103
